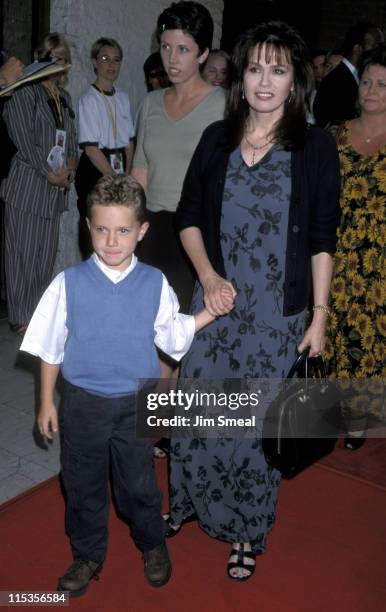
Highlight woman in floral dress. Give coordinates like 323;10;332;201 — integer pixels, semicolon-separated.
167;21;340;581
325;45;386;447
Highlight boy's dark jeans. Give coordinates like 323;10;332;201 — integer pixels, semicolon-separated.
59;380;166;564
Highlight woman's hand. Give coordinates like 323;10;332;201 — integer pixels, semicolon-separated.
202;272;237;317
47;166;71;189
298;312;328;358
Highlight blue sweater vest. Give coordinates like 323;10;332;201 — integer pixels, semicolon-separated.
62;257;162;397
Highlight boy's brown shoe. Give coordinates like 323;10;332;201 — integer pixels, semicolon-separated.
143;543;172;587
57;559;102;597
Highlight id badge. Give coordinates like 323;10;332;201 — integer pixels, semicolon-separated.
110;152;124;174
47;145;65;171
55;129;67;150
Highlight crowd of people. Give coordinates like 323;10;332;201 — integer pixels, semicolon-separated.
0;0;384;598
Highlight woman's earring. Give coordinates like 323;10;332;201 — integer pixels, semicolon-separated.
241;87;245;100
288;90;295;103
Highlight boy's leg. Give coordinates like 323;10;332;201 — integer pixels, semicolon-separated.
59;381;112;565
110;394;166;552
110;395;171;587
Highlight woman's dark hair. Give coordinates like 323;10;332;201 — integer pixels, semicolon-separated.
227;21;313;151
143;51;163;78
157;1;213;55
358;43;386;78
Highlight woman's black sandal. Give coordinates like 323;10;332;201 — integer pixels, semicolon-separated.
227;543;256;582
344;435;366;451
153;438;170;458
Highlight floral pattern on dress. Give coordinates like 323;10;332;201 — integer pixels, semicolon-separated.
325;124;386;418
325;124;386;378
169;146;305;553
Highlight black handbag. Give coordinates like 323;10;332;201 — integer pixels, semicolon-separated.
262;349;341;478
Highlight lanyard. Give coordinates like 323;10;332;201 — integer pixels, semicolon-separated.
46;84;64;128
95;85;117;147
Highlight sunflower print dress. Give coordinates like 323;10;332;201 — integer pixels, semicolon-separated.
325;123;386;398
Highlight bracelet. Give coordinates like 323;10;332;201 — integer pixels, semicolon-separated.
312;304;331;316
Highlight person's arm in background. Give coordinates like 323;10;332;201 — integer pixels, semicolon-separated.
62;90;78;178
131;94;148;191
124;91;135;173
0;56;23;89
78;92;112;174
125;140;134;173
84;145;112;174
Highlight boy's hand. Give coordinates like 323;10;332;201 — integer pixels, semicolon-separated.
37;402;58;440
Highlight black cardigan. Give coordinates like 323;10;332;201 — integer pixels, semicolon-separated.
175;120;341;316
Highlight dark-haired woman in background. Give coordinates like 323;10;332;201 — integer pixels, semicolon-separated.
168;21;340;580
132;0;226;458
0;33;77;332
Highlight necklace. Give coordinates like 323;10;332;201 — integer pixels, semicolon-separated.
244;134;274;165
364;131;386;143
358;125;386;144
95;84;117;145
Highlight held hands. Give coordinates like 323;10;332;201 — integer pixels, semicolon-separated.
202;272;237;317
37;402;58;440
47;165;73;189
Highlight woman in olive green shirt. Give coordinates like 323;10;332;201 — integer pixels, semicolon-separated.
132;2;226;426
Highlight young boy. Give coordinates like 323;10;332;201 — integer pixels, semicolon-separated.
20;174;231;597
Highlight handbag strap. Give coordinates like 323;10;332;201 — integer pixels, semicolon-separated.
286;348;310;379
286;349;327;380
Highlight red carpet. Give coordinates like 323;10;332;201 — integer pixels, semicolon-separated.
1;451;386;612
319;437;386;489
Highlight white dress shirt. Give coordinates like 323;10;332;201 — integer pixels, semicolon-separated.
20;254;196;364
341;58;359;84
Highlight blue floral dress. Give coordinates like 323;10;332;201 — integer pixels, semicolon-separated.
169;146;306;554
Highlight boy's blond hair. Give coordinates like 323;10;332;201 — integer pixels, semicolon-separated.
87;174;147;224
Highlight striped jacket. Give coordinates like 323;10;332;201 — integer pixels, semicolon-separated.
0;82;77;218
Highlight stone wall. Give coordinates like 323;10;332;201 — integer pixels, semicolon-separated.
49;0;223;273
2;0;33;63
